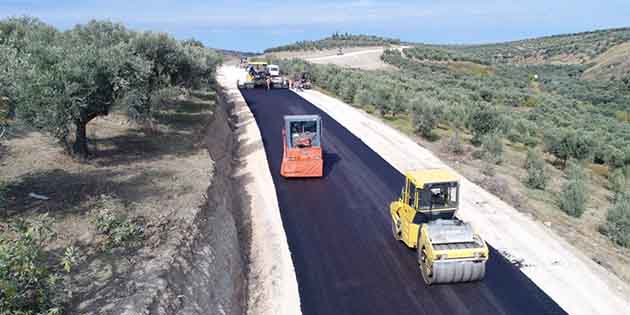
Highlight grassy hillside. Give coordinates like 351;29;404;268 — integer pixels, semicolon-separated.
582;42;630;81
412;27;630;65
264;33;403;53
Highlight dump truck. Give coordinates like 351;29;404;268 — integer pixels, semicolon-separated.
390;169;488;285
267;64;289;89
238;61;269;89
281;115;323;178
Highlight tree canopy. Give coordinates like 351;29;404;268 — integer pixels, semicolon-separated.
0;17;222;158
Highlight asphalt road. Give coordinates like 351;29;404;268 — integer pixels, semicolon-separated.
240;88;566;315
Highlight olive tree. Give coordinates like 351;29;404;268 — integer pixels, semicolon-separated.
14;37;127;157
560;161;588;217
0;45;21;131
525;148;548;190
129;32;221;123
603;194;630;248
469;104;502;145
480;133;503;164
544;128;595;167
410;94;442;140
609;169;626;201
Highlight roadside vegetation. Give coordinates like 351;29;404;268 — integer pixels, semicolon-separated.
0;17;221;314
264;32;403;53
274;29;630;281
0;17;221;158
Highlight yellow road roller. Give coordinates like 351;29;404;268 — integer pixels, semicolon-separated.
390;169;489;285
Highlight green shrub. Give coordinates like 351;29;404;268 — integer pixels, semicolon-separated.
525;148;548;190
480;133;503;164
615;111;630;123
446;131;465;155
543;128;595;167
0;214;65;315
93;209;144;250
410;95;442;140
92;196;144;250
469;105;502;145
523;136;539;147
609;169;626;201
507;118;537;145
506;130;522;144
602;194;630;247
601;145;625;169
560;161;588;217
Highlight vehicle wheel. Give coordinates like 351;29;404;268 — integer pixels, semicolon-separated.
391;218;401;241
418;245;433;285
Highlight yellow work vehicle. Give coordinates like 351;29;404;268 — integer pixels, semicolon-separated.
238;61;269;89
390;169;488;285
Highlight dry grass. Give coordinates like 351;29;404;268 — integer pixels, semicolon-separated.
582;42;630;81
0;91;216;310
446;61;495;76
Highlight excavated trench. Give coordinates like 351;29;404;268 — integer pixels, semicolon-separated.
104;89;248;315
152;89;248;314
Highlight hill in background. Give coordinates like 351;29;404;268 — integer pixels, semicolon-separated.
267;28;630;82
264;33;405;53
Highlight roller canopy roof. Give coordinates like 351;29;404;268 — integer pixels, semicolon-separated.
406;169;459;188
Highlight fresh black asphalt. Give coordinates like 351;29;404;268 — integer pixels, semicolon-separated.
240;88;566;315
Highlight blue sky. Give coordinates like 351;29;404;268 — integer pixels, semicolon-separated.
1;0;630;52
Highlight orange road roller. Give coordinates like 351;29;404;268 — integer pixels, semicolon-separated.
281;115;323;178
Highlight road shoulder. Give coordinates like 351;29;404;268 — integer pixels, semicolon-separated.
217;65;302;315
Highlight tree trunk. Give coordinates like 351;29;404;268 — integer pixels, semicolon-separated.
72;120;89;159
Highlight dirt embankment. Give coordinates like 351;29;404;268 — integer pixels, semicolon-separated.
216;66;302;315
142;93;247;314
81;93;248;314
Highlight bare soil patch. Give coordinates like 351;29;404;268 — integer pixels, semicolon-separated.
267;46;406;70
582;42;630;81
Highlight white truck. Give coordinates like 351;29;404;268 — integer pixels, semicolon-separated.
267;64;289;89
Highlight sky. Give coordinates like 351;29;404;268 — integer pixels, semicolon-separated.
1;0;630;52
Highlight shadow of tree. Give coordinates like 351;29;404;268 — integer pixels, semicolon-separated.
153;110;212;131
160;98;213;114
90;97;213;167
90;131;201;167
3;168;175;218
60;241;138;314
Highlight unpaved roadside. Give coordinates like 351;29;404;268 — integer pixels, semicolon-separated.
295;89;630;315
217;66;302;315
